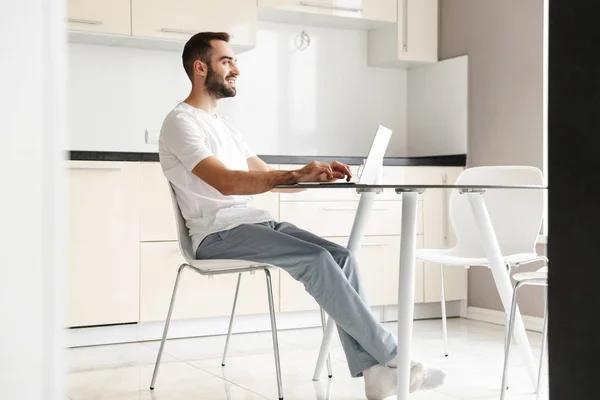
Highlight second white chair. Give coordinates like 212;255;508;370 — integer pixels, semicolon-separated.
415;166;547;356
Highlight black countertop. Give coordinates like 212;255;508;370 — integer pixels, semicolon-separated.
69;151;466;167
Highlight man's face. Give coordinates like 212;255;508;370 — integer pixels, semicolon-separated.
204;40;240;99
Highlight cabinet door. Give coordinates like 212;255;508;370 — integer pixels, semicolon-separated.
67;0;131;35
258;0;396;23
67;161;140;327
397;0;438;63
68;243;140;326
367;0;437;67
132;0;257;48
140;242;279;322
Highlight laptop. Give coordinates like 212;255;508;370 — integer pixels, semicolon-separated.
297;125;393;186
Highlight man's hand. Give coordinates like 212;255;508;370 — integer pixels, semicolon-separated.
296;161;352;182
330;161;352;182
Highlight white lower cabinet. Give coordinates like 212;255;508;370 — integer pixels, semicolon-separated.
68;243;140;326
67;161;140;327
139;241;280;322
67;161;464;329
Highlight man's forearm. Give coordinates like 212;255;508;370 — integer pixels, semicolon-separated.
220;169;299;195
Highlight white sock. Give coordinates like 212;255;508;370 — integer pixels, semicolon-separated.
363;362;427;400
384;356;447;391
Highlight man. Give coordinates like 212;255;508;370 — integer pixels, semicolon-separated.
159;32;446;400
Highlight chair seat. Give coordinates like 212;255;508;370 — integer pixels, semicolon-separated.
187;258;277;274
512;267;548;282
415;248;542;267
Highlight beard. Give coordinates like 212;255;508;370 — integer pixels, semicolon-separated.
205;65;237;99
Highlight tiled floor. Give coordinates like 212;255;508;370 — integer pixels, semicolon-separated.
66;318;548;400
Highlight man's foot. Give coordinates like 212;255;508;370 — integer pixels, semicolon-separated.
363;362;430;400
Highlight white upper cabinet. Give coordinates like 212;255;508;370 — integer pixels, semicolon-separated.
368;0;438;68
258;0;396;30
67;0;131;35
132;0;257;50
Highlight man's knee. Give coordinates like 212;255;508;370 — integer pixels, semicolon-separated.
289;246;335;283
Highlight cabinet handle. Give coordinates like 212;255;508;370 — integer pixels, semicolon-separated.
324;206;388;211
402;0;408;52
361;242;385;247
161;28;199;35
442;173;448;246
68;165;122;171
68;18;103;25
300;1;363;13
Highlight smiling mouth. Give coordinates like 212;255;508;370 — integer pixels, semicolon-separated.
226;77;236;84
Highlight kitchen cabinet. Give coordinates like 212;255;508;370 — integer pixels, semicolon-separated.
258;0;396;29
368;0;438;68
66;161;464;329
131;0;257;49
67;161;140;327
67;0;131;35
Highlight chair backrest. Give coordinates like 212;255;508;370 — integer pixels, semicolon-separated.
449;166;544;258
168;183;196;264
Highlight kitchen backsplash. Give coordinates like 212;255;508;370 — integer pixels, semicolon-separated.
68;21;408;157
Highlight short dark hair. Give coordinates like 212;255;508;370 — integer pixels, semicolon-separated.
182;32;230;82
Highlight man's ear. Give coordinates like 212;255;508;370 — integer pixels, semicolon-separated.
194;59;207;78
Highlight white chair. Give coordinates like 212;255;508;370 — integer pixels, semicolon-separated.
501;267;548;400
416;166;547;356
149;184;285;399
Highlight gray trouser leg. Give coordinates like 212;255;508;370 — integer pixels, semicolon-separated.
196;221;397;377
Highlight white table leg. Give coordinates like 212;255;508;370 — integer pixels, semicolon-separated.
313;191;378;381
466;192;538;387
396;191;419;399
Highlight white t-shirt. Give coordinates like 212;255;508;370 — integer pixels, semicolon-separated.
159;102;273;253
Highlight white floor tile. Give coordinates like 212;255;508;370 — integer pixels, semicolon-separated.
66;318;548;400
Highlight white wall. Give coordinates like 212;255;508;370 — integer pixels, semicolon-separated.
1;0;66;398
69;22;408;157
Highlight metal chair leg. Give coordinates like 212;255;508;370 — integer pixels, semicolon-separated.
440;264;449;357
150;264;186;390
536;287;549;400
222;273;243;366
265;269;284;400
500;280;522;400
320;308;333;378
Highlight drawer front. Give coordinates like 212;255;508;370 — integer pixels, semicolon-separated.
140;242;279;322
68;242;140;327
68;161;140;244
279;200;423;237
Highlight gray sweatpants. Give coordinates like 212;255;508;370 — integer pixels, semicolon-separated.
195;220;398;377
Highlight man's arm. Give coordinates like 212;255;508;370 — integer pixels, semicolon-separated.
192;156;344;196
246;156;304;193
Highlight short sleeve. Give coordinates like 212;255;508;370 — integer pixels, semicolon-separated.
160;111;213;171
223;117;256;159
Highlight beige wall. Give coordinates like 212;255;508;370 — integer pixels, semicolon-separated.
439;0;545;317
